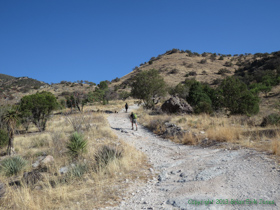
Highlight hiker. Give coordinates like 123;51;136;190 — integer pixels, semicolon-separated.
125;103;128;113
130;112;138;131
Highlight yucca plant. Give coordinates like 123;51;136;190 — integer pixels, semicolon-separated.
94;145;123;168
0;156;27;177
66;132;87;158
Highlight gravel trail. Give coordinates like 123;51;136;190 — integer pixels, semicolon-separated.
105;105;280;210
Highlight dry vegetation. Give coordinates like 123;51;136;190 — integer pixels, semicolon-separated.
136;106;280;162
0;102;150;209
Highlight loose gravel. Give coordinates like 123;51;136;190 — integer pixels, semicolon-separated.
103;105;280;210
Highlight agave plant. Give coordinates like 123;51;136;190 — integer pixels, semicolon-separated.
66;132;88;158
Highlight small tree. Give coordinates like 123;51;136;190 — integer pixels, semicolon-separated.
131;69;167;109
19;91;58;131
219;77;259;115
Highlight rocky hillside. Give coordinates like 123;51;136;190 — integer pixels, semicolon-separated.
0;74;95;105
112;50;278;88
111;49;280;116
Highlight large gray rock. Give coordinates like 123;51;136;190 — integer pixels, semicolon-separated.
161;96;193;114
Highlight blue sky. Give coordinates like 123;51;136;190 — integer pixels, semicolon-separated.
1;0;280;84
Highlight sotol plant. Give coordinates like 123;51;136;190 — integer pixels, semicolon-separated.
66;132;88;158
0;156;27;177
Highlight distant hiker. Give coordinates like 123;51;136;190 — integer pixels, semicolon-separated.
125;103;128;113
130;112;138;131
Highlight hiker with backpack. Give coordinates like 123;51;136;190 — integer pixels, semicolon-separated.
130;112;138;131
125;103;128;113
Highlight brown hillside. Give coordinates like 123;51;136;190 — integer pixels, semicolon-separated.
112;51;256;88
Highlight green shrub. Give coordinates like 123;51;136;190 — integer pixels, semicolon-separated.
199;59;207;64
218;68;231;75
189;71;197;76
0;156;27;177
0;129;9;148
94;145;123;168
66;132;88;158
261;113;280;127
219;77;259;115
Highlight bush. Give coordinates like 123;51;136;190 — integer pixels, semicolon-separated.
219;77;259;115
0;129;9;148
224;61;233;67
189;71;197;76
19;91;58;131
218;68;231;75
199;59;207;64
94;145;123;168
261;113;280;127
66;132;88;158
0;156;27;177
170;69;179;74
131;69;167;109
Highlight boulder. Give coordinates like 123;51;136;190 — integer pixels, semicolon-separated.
162;122;185;138
32;155;54;169
161;96;193;114
41;155;54;165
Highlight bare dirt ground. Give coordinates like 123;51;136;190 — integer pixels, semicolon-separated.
104;105;280;210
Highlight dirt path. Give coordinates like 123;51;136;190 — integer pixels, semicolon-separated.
106;105;280;210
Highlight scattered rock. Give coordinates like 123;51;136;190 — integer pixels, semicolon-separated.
161;96;193;114
158;171;168;182
162;123;185;138
59;166;69;174
22;170;43;186
179;172;187;178
32;155;54;168
41;155;54;165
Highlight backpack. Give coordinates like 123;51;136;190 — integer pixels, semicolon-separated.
133;113;137;119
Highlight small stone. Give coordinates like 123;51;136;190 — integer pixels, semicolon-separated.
179;172;187;177
59;166;69;174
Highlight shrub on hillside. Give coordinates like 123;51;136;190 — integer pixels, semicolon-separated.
0;156;27;177
94;145;123;168
170;69;179;74
199;59;207;64
260;113;280;127
189;71;197;76
19;91;58;131
219;77;259;115
218;68;231;75
131;69;167;109
0;129;9;148
66;132;88;158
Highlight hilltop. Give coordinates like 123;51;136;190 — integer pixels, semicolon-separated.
0;75;96;105
111;49;280;117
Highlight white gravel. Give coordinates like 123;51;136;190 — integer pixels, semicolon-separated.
103;105;280;210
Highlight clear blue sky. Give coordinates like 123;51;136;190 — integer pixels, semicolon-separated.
1;0;280;84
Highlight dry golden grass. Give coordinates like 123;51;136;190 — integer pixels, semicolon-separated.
136;106;280;159
0;104;149;209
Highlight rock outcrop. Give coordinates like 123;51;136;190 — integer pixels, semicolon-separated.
161;96;193;114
